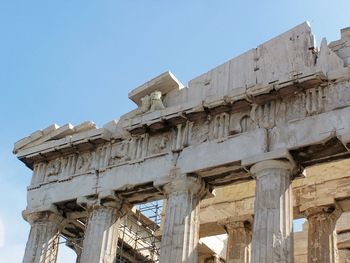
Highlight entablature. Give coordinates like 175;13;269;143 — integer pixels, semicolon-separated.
14;22;350;214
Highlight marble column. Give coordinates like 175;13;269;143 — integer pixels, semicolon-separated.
225;220;252;263
250;160;294;263
159;175;206;263
80;199;129;263
22;211;64;263
306;205;341;263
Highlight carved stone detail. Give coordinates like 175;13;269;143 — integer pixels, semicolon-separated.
190;121;209;145
174;121;193;150
95;144;112;169
148;131;174;155
131;134;149;160
250;99;287;129
60;154;77;180
137;90;165;114
110;140;131;165
31;162;47;186
209;112;230;140
305;86;325;116
75;152;93;174
46;158;62;182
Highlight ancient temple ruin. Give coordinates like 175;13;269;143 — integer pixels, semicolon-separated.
14;22;350;263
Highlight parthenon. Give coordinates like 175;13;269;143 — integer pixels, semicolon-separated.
14;22;350;263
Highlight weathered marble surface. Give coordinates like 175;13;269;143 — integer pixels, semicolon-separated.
159;175;206;263
250;160;294;263
199;159;350;236
223;220;252;263
306;206;341;263
15;39;350;214
22;211;64;263
13;23;350;263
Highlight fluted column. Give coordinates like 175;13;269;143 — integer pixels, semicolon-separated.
159;175;206;263
22;211;64;263
79;198;130;263
306;206;341;263
224;219;252;263
250;160;294;263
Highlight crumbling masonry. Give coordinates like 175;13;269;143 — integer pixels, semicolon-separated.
14;22;350;263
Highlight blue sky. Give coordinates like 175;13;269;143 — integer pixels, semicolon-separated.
0;1;349;262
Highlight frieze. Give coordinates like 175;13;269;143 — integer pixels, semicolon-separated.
46;159;62;182
174;121;193;150
31;162;47;186
208;112;230;140
189;121;209;145
27;80;350;188
76;152;93;174
148;131;174;156
131;134;149;160
110;140;131;165
60;154;78;181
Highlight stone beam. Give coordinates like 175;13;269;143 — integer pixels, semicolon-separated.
199;159;350;237
128;71;184;106
23;101;350;212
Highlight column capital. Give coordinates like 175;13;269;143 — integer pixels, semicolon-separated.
22;210;64;226
251;159;294;262
250;159;295;177
219;216;253;231
80;199;122;263
162;174;208;197
306;204;341;263
304;204;342;221
22;209;63;263
159;174;205;262
77;193;131;217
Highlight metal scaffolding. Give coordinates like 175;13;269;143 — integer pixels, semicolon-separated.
116;200;163;263
58;200;163;262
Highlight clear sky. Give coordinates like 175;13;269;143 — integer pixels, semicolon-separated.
0;0;349;262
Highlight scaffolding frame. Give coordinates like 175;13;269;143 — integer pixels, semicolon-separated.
57;200;163;263
116;200;163;263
